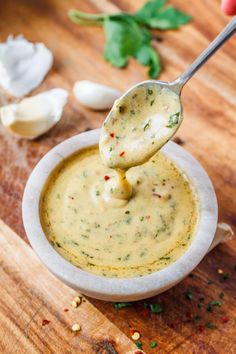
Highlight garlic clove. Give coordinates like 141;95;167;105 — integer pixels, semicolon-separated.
0;88;68;139
0;35;53;97
73;80;121;110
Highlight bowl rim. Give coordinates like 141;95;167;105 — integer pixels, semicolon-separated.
22;129;218;301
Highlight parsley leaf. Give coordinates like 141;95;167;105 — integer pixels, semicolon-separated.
136;44;161;78
104;15;144;67
135;0;167;23
137;6;192;30
69;1;191;78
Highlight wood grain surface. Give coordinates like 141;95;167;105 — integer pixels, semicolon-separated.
0;220;138;354
0;0;236;353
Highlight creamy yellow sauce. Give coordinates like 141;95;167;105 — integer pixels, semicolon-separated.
99;83;182;170
40;146;198;278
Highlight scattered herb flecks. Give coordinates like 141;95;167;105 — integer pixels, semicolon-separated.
205;322;217;329
220;272;229;282
150;303;163;314
207;300;222;312
113;302;133;309
185;290;193;300
149;340;158;348
136;341;143;349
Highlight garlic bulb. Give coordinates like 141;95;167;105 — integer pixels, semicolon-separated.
0;35;53;97
0;88;68;139
73;80;121;110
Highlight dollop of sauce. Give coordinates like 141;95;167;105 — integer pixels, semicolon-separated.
40;146;198;278
99;83;182;170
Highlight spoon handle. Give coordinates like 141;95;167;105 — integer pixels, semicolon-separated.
172;16;236;92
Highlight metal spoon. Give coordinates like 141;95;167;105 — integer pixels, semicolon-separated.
100;17;236;170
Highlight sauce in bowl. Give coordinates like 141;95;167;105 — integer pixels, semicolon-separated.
40;146;198;278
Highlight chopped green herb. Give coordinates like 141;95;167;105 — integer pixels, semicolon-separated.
197;303;203;309
149;340;158;348
150;99;155;106
166;112;180;128
199;295;205;302
193;315;201;322
109;147;113;152
130;109;135;115
150;303;163;313
208;300;222;308
136;341;143;349
185;290;193;300
144;122;150;131
205;322;217;329
159;256;171;260
207;279;214;285
125;210;130;214
219;292;224;299
220;273;229;282
96;190;100;196
113;302;133;309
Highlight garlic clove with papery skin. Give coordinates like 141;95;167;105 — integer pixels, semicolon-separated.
0;35;53;97
73;80;121;110
0;88;68;139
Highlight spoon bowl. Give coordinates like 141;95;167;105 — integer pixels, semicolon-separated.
100;17;236;169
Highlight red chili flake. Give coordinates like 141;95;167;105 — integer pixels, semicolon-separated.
142;309;150;318
153;193;162;198
221;316;229;323
119;151;125;157
42;319;50;326
198;325;204;333
169;323;175;329
110;132;115;138
130;329;137;335
135;352;143;354
104;175;111;181
64;308;69;312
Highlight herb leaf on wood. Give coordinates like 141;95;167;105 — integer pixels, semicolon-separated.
69;0;191;78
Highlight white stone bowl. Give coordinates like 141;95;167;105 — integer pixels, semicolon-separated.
22;129;218;301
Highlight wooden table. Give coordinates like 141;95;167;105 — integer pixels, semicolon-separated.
0;1;236;353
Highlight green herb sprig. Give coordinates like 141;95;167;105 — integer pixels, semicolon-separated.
69;0;191;78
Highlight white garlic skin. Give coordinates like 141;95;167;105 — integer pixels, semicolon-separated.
0;88;68;139
0;35;53;97
73;80;121;110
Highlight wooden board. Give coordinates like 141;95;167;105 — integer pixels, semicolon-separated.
0;0;236;353
0;220;138;354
